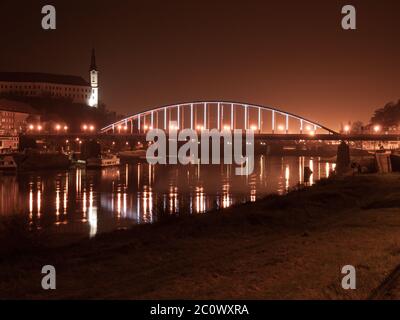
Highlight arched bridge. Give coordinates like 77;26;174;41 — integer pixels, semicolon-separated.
101;101;337;136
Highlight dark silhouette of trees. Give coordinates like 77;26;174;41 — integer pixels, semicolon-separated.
351;121;364;134
370;101;400;127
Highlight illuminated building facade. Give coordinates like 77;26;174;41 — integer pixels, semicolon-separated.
0;50;99;108
0;99;39;152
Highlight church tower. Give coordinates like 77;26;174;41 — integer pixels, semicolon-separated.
89;48;99;108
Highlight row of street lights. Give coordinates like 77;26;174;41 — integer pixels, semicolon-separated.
342;124;381;134
27;123;96;133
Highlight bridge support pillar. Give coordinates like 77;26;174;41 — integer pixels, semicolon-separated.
336;141;351;175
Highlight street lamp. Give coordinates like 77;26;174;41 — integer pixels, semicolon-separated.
373;125;381;133
89;125;95;132
64;126;68;132
344;125;351;134
55;124;61;132
37;125;43;132
82;124;88;131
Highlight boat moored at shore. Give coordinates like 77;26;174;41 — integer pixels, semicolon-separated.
86;154;120;169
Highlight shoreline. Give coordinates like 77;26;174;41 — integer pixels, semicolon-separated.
1;173;400;299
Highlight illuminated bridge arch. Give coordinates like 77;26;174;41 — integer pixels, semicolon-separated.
101;101;336;135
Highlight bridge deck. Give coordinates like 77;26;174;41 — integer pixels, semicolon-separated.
24;133;400;141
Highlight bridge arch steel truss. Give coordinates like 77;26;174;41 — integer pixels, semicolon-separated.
101;101;336;135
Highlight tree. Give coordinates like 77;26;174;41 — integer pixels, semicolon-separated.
350;121;364;134
370;101;400;128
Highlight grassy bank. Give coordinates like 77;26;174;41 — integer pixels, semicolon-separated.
1;174;400;299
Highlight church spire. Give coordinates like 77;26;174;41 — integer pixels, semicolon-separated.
89;48;99;108
90;48;97;71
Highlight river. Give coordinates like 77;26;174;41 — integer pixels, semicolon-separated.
0;156;335;239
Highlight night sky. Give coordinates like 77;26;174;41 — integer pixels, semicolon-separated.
1;0;400;130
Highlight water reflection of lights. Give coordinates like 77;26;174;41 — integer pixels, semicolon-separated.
250;188;257;202
117;191;122;218
148;164;154;186
169;186;179;214
195;187;206;213
123;192;127;217
82;190;87;221
56;189;60;216
299;157;305;185
136;187;154;223
222;192;232;208
37;189;41;218
318;157;321;180
88;189;97;238
137;163;141;188
125;164;129;187
285;165;290;191
221;182;232;209
325;162;330;178
260;156;265;180
309;159;314;186
7;157;341;237
76;168;82;193
63;173;68;214
29;182;33;221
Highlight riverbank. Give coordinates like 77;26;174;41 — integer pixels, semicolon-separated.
1;173;400;299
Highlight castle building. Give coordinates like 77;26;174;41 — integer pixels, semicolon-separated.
0;50;99;108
